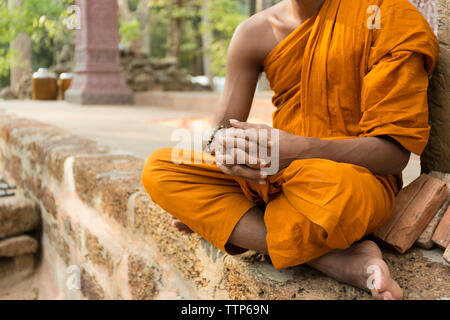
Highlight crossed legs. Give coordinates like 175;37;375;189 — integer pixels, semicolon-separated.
174;206;403;300
143;148;403;300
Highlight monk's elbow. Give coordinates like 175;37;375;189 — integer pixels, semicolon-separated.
391;149;411;175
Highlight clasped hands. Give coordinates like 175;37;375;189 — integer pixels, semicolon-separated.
208;119;309;185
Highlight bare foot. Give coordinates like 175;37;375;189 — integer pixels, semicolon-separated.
172;219;194;234
308;240;403;300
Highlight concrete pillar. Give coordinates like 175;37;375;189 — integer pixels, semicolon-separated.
65;0;133;105
8;0;32;93
411;0;450;177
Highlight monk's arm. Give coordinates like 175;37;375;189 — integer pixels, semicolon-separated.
212;18;271;128
290;135;411;176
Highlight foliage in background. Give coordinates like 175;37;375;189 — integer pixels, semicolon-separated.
120;17;141;50
208;0;247;77
0;0;281;89
147;0;247;76
0;0;76;88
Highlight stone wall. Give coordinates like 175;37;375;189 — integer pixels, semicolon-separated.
0;112;194;299
0;110;449;300
419;0;450;174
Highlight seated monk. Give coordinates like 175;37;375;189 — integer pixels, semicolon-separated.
142;0;439;299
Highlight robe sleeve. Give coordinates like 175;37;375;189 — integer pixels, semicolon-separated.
359;0;439;155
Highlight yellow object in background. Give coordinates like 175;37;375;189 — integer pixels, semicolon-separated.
32;68;58;101
59;73;73;100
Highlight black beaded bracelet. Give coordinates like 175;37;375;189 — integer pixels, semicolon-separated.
205;125;226;154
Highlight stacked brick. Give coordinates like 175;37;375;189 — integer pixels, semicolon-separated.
0;191;39;287
374;174;450;263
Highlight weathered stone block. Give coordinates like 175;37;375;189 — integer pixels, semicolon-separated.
432;206;450;249
0;235;38;257
128;255;158;300
84;229;114;275
10;155;23;187
0;254;35;287
63;216;81;250
0;192;40;239
374;174;448;253
133;192;205;286
24;174;42;199
80;269;104;300
40;187;57;219
46;142;108;183
99;172;142;228
0;118;50;143
73;153;144;208
42;220;70;265
9;126;66;160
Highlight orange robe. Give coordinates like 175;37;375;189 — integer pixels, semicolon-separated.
142;0;439;269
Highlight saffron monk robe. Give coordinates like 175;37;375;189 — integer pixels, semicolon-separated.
142;0;439;300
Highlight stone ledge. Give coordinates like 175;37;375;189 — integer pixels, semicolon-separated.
0;191;40;239
0;235;38;258
0;112;449;300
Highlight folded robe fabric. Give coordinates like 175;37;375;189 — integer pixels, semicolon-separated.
142;0;439;269
265;0;439;194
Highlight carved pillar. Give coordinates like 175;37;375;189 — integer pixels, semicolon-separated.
65;0;133;105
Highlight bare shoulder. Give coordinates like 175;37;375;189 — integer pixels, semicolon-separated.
229;4;284;67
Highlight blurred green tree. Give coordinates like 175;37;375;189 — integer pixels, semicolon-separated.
0;0;76;88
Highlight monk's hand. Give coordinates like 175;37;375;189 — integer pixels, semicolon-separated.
210;122;269;185
227;119;309;172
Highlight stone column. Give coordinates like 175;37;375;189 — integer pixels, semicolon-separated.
65;0;133;105
8;0;32;93
412;0;450;180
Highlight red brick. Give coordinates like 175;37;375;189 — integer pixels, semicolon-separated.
416;204;448;249
432;206;450;249
444;246;450;264
374;174;448;253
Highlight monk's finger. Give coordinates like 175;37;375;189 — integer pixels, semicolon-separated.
232;165;268;185
219;163;268;184
229;119;251;129
216;145;267;169
225;127;273;146
218;164;267;185
220;136;260;158
215;135;256;159
229;147;265;168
